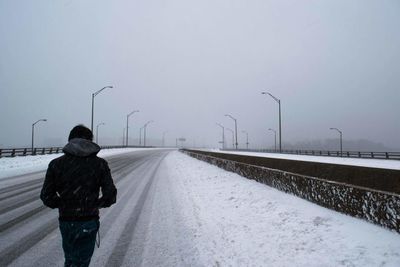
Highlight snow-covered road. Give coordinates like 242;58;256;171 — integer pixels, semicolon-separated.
0;149;171;266
1;150;400;266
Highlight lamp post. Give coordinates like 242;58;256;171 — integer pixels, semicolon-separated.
216;123;225;149
242;130;249;150
122;128;125;146
91;86;113;132
143;120;154;147
261;92;282;153
126;110;139;147
225;114;238;149
226;128;235;149
139;127;143;146
330;127;343;157
268;128;277;152
162;131;168;147
96;122;105;144
32;119;47;153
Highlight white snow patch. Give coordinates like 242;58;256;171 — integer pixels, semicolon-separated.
0;148;169;179
201;149;400;170
146;151;400;266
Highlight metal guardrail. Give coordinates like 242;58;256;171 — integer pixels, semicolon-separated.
0;147;62;158
0;145;147;158
222;148;400;160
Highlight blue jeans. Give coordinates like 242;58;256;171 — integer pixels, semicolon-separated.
59;220;99;267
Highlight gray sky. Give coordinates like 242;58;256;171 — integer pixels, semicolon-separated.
1;0;399;149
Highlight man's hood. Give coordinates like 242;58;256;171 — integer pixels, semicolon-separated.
63;138;101;157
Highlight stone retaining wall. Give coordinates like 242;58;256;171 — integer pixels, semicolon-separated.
182;150;400;234
184;150;400;194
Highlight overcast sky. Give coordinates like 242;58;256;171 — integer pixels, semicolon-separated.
0;0;399;149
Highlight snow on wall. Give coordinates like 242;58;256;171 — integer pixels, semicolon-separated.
182;150;400;234
196;150;400;194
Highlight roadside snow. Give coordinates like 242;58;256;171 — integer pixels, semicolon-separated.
3;149;399;266
0;148;167;179
202;149;400;170
144;151;400;266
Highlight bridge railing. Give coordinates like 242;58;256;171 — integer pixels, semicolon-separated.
0;147;62;158
222;148;400;160
0;145;148;158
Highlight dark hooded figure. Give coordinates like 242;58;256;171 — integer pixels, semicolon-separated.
40;125;117;267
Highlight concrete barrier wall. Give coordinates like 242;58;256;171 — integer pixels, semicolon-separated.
183;150;400;194
182;150;400;234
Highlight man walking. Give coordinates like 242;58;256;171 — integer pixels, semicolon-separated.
40;125;117;267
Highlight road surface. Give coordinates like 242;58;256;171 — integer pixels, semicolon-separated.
1;149;400;267
0;149;172;266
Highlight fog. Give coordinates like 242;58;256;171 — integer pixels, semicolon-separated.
1;0;399;150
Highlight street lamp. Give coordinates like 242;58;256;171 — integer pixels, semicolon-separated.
122;127;125;146
162;131;168;147
330;127;343;157
32;119;47;153
226;128;235;149
261;92;282;153
216;123;225;149
143;120;154;147
225;114;238;149
96;122;105;144
126;110;139;146
91;86;113;132
242;130;249;150
139;127;144;146
268;128;277;152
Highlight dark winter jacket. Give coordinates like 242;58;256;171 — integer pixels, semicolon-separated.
40;138;117;221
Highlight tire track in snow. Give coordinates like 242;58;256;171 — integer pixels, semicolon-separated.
0;175;44;195
0;171;45;183
0;215;59;266
0;152;134;196
0;205;48;233
33;157;160;267
0;183;43;200
9;159;158;266
0;156;125;207
0;154;145;227
105;153;168;266
0;156;142;233
0;193;42;215
0;151;168;265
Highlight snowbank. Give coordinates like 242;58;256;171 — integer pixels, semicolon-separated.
203;149;400;170
0;148;166;179
145;151;400;266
